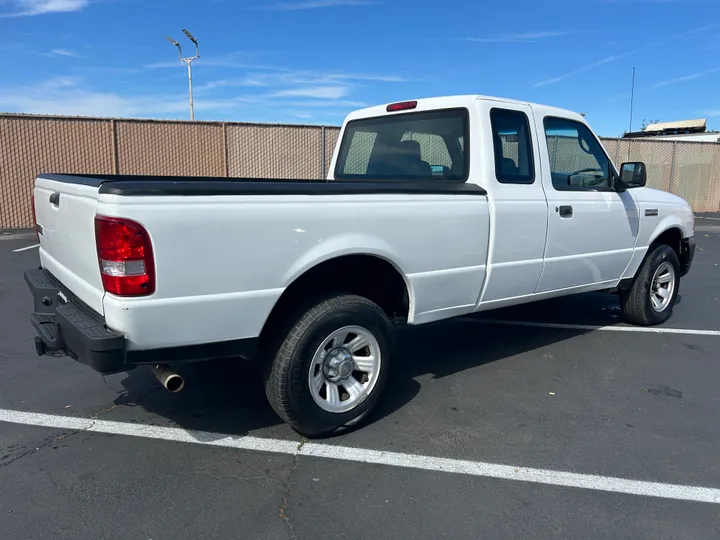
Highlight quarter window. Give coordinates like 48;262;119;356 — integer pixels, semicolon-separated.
490;108;535;184
544;117;613;190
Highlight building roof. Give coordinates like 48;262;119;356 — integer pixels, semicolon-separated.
643;118;707;132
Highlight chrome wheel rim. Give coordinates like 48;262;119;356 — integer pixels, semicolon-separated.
308;325;381;414
650;261;675;312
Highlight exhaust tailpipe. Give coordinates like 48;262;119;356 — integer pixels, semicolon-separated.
151;364;185;393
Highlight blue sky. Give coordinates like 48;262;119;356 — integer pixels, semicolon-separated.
1;0;720;136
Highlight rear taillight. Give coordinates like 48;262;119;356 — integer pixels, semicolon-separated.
94;216;155;296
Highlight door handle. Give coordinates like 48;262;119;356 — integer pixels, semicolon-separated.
49;192;60;207
557;205;573;218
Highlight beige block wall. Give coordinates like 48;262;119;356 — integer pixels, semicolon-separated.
1;113;718;229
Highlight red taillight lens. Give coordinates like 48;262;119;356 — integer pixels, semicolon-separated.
386;100;417;112
95;216;155;296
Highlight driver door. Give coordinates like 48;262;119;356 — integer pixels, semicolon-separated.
536;116;639;293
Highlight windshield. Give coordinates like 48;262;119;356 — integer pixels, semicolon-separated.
334;108;469;181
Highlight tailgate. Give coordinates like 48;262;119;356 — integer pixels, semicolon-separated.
34;176;105;315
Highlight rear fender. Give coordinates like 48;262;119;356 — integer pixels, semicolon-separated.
282;233;415;318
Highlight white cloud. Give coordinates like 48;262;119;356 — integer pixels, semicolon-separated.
265;0;377;10
145;51;276;70
532;22;720;87
534;51;637;87
282;99;367;108
647;68;720;89
0;0;90;17
466;31;567;43
0;76;366;120
44;48;85;58
275;86;350;99
195;69;404;96
0;77;240;117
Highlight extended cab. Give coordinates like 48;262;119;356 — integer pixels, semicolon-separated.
26;95;696;436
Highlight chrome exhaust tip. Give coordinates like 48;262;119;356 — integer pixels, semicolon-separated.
151;364;185;393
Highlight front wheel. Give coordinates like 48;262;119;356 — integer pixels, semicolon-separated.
620;244;680;326
263;294;394;438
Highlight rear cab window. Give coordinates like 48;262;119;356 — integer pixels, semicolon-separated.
334;109;469;181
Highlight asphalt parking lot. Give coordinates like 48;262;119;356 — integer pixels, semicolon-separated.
1;216;719;540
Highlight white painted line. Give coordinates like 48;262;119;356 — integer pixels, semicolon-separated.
463;318;720;337
696;216;720;221
1;409;718;504
12;244;40;253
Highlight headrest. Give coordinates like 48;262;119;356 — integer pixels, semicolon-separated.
399;139;422;160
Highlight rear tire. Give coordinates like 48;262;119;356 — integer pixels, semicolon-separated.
620;243;680;326
263;294;394;438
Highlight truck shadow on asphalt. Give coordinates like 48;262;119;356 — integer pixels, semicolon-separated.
115;292;632;439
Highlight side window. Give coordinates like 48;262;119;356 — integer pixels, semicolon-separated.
490;108;534;184
543;117;612;190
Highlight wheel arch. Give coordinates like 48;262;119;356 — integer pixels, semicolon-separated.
621;220;687;282
259;252;412;349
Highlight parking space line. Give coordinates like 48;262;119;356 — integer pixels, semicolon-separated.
464;319;720;337
1;408;718;504
12;244;40;253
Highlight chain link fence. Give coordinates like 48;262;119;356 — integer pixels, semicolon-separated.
1;113;718;230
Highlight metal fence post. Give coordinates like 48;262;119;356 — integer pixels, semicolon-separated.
111;119;119;175
321;126;327;179
668;141;678;194
222;122;230;178
614;139;620;164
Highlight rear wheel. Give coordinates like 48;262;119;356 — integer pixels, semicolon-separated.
263;294;394;438
620;244;680;326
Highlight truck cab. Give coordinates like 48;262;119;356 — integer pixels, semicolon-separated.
331;95;695;310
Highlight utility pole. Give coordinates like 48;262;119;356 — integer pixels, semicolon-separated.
165;29;200;121
628;67;636;134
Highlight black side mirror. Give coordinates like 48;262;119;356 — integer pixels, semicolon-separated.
620;162;647;188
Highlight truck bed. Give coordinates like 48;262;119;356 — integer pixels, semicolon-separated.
33;173;491;353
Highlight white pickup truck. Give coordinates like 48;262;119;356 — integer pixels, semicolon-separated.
26;95;695;436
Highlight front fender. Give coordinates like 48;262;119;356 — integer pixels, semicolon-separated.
648;215;692;243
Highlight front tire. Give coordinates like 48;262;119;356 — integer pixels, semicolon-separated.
620;243;680;326
264;294;394;438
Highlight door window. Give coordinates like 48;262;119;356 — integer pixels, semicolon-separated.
490;108;535;184
544;117;613;190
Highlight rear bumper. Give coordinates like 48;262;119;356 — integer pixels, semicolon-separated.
26;268;259;374
680;237;696;277
25;268;127;374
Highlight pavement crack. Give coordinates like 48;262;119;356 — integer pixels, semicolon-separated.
278;437;306;540
115;385;162;407
102;374;127;397
0;427;91;468
0;384;165;470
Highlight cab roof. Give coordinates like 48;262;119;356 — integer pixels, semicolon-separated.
344;94;586;125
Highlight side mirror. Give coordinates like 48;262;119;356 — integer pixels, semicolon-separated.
620;162;647;188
